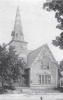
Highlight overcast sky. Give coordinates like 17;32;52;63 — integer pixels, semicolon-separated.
0;0;63;62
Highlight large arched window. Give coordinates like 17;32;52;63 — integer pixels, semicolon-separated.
39;74;51;85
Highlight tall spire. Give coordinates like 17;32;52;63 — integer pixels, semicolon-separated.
11;6;24;41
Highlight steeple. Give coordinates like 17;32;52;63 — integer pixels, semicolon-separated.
11;6;24;41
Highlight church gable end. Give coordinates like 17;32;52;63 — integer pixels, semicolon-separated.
29;44;58;87
27;44;57;69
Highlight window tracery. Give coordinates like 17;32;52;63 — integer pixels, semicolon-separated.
41;60;49;69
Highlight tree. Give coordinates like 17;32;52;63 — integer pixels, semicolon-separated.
0;45;8;93
43;0;63;49
0;44;25;93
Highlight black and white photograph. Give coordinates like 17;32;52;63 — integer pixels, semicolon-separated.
0;0;63;99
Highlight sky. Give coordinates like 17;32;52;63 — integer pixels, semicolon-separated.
0;0;63;62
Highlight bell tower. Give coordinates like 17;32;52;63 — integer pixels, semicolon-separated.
11;6;24;41
9;6;28;63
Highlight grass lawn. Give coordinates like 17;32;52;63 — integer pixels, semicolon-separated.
0;85;63;94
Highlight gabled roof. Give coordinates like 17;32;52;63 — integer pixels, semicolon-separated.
26;44;45;69
27;50;33;55
26;44;57;69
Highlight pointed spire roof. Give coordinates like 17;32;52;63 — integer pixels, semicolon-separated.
14;6;23;35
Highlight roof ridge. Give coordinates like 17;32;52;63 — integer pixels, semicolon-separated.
27;43;46;55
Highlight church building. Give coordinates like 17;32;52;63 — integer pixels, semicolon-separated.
9;7;58;89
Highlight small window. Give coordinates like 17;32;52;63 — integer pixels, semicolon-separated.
48;75;51;84
16;33;18;40
47;66;49;69
42;75;44;84
61;80;63;86
43;62;46;69
45;75;48;84
39;75;41;84
47;62;49;69
41;60;43;69
41;61;49;69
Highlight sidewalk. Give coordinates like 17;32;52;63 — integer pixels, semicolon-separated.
0;94;63;100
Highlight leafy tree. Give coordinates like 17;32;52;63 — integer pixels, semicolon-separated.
0;45;8;93
0;44;25;93
43;0;63;49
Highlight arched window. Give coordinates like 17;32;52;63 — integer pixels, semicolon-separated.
47;62;49;69
43;61;46;69
38;74;51;85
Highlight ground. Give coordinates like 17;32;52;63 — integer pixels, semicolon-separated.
1;86;63;94
0;94;63;100
0;87;63;100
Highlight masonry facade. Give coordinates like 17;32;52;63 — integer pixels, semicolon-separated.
25;44;58;88
9;7;59;88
